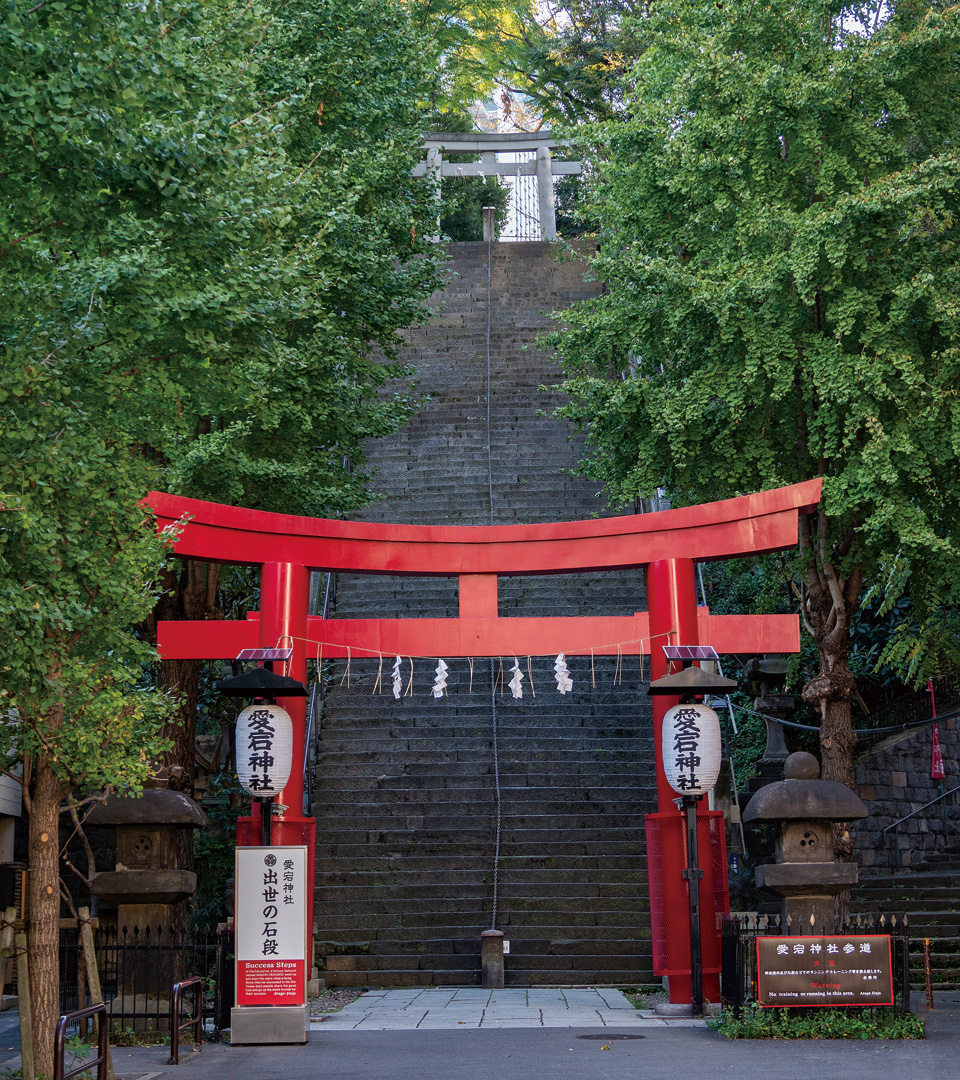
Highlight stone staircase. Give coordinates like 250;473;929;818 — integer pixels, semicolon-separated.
312;241;659;987
852;845;960;991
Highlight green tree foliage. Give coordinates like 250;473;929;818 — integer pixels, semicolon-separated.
1;0;441;1067
409;0;536;113
409;0;640;127
554;1;960;800
499;0;642;125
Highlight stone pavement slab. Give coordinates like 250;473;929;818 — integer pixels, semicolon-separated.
312;987;704;1030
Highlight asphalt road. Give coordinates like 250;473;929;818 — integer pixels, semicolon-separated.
106;1019;957;1080
2;991;956;1080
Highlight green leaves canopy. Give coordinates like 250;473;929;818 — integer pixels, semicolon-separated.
555;1;960;673
0;0;443;789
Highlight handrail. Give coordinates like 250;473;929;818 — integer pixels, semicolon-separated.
169;976;203;1065
885;786;958;842
303;570;334;816
53;1003;108;1080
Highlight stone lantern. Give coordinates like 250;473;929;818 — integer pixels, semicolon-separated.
88;788;206;931
742;752;868;929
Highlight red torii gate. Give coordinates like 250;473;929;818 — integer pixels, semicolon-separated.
149;477;821;1004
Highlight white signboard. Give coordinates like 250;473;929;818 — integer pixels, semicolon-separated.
235;845;307;1007
236;705;294;798
662;703;721;795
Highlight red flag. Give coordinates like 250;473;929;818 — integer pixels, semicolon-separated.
932;723;946;780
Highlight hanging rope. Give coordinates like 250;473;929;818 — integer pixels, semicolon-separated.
286;629;674;665
485;210;502;931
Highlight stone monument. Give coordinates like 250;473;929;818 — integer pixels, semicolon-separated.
88;789;206;1027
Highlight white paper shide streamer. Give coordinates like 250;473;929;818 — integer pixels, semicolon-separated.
508;659;524;699
432;659;449;698
553;653;573;695
236;704;293;798
392;656;403;700
662;704;721;795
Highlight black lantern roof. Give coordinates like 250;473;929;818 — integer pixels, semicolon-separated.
647;665;738;696
216;667;308;698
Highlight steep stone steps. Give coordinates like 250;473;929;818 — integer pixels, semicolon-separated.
312;242;655;988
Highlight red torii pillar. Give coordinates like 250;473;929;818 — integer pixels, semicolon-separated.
148;478;821;1004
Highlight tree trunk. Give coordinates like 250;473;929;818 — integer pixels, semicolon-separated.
27;753;62;1080
800;534;862;926
147;559;222;797
803;667;858;790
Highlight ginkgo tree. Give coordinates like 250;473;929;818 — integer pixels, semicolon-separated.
554;0;960;811
1;0;442;1070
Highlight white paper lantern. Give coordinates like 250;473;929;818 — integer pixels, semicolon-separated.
236;704;294;798
662;703;721;795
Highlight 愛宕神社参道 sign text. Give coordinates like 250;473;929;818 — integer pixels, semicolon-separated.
756;935;893;1007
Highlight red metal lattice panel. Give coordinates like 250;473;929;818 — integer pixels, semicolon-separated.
645;810;729;977
236;815;316;938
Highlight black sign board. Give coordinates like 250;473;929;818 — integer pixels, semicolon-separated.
756;935;893;1007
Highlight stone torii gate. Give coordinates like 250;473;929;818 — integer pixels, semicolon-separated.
413;131;582;240
149;477;821;1005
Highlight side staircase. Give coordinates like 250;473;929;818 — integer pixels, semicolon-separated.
312;241;659;987
852;845;960;991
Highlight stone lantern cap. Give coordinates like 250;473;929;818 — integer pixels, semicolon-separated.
742;752;867;824
86;788;206;828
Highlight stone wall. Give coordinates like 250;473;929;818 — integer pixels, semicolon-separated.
852;715;960;875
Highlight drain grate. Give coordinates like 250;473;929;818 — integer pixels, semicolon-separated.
577;1033;646;1041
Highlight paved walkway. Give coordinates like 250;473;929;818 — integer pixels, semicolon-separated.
312;987;705;1030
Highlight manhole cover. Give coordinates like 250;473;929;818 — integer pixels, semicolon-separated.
576;1033;645;1041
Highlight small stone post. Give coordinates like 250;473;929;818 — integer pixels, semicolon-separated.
480;929;505;989
483;206;497;243
426;147;442;242
535;145;556;240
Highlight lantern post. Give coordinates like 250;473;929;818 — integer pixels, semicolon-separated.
650;662;736;1015
682;792;703;1015
217;659;311;1044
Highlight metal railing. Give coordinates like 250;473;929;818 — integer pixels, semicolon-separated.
169;977;203;1065
881;783;960;860
59;921;232;1036
53;1003;109;1080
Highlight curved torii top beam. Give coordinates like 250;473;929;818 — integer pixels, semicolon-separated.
146;479;821;577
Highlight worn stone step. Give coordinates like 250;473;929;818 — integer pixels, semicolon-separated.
316;868;648;887
314;890;647;912
314;777;654;797
314;795;651;814
315;846;648;864
315;881;648;904
316;924;651;947
315;908;650;932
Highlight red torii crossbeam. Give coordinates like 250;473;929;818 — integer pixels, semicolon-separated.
148;477;821;1005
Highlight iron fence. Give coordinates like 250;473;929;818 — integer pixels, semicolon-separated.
857;670;960;737
720;913;911;1015
59;922;233;1037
